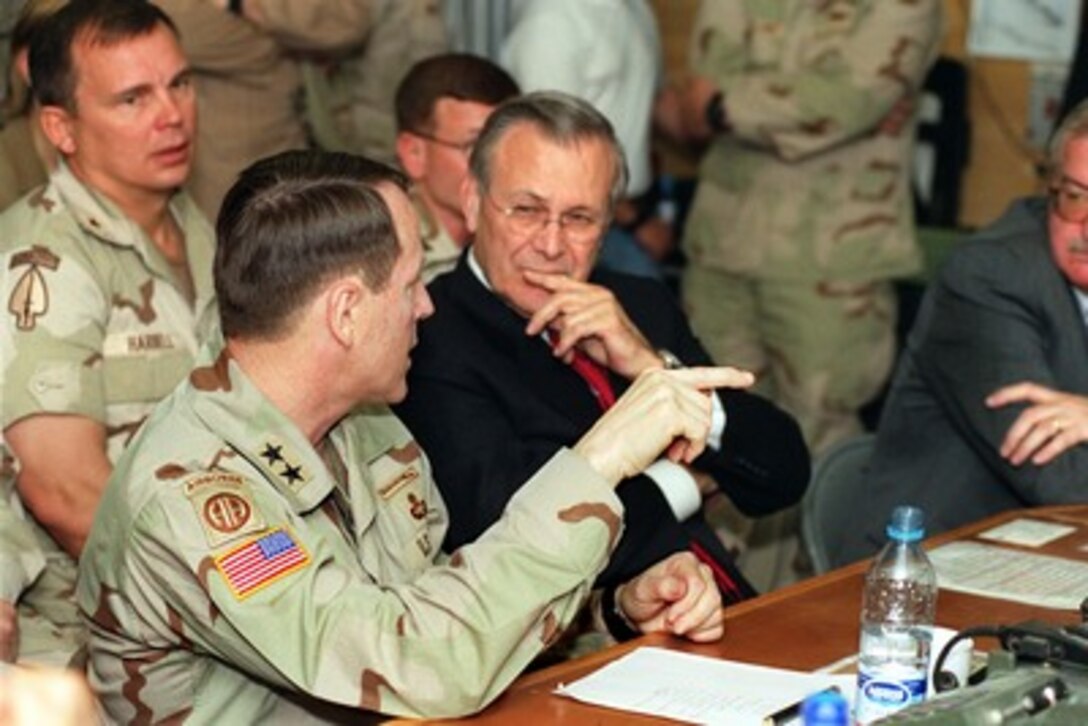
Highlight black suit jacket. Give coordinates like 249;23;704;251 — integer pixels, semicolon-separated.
395;257;809;590
849;198;1088;563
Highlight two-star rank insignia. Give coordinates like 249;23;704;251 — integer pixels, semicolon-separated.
7;245;60;331
257;437;312;491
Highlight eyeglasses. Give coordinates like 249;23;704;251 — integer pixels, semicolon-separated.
484;192;605;242
410;128;475;156
1050;175;1088;224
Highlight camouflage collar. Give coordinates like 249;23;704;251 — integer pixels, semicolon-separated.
185;348;336;516
49;161;214;304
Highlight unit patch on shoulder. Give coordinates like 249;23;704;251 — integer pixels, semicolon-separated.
184;471;267;548
7;245;60;331
214;527;310;600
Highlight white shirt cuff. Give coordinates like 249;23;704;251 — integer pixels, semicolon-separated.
709;391;726;450
644;460;702;521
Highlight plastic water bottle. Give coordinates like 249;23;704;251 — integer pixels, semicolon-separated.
803;689;849;726
855;506;938;724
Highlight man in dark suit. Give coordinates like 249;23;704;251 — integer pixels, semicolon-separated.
395;91;810;601
844;100;1088;564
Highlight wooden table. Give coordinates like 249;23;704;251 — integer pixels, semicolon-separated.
396;505;1088;725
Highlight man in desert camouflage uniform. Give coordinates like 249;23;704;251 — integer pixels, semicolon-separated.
0;1;213;665
393;53;519;282
218;0;448;165
679;0;941;589
78;150;739;722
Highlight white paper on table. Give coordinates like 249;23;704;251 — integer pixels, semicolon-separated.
554;646;854;725
976;518;1075;548
929;541;1088;610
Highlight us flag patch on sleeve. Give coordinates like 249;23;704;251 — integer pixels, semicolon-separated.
214;527;310;600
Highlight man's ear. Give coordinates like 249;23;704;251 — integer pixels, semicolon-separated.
39;105;76;156
325;275;368;348
461;175;481;234
395;132;426;180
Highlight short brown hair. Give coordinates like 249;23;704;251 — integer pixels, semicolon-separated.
215;150;408;340
394;53;519;134
29;0;178;112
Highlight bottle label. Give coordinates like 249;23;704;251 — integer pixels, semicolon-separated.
855;671;926;723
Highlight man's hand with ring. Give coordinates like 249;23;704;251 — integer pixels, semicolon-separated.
986;382;1088;465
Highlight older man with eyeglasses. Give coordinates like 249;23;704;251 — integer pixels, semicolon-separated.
395;91;810;604
837;99;1088;565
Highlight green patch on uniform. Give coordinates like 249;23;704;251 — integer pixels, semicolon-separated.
256;436;313;492
214;527;310;601
184;471;267;548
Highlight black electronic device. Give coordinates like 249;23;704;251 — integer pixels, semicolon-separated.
876;604;1088;724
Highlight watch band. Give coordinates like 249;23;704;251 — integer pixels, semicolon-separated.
601;585;640;642
658;348;684;371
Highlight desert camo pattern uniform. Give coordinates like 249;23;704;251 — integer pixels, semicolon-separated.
78;350;623;723
414;191;460;284
256;0;448;165
0;161;216;665
683;0;941;454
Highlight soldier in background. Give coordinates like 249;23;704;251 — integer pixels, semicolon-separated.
0;0;65;213
393;53;519;282
79;150;739;722
679;0;942;589
217;0;448;165
0;0;214;665
158;0;307;221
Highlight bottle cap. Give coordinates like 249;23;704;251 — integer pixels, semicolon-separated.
887;505;925;542
801;689;848;725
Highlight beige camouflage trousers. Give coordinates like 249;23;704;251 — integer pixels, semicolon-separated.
683;265;896;591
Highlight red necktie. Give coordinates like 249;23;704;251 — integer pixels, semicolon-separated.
567;349;617;411
553;336;744;602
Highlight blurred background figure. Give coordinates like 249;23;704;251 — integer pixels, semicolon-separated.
393;52;519;281
679;0;942;591
302;0;449;165
0;0;64;213
160;0;307;220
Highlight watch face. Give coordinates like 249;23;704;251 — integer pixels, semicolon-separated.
658;349;683;370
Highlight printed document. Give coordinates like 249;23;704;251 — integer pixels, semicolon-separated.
929;541;1088;610
555;646;853;725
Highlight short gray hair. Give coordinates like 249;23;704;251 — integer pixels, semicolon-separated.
1047;98;1088;183
468;90;629;210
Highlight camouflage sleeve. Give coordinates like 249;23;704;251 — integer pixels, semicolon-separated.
249;0;376;52
130;449;621;718
693;0;942;161
0;498;45;600
157;0;289;76
1;233;109;429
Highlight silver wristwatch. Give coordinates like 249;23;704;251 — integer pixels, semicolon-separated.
657;348;684;370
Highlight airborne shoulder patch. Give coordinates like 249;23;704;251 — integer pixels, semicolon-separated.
214;527;310;600
184;471;267;548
